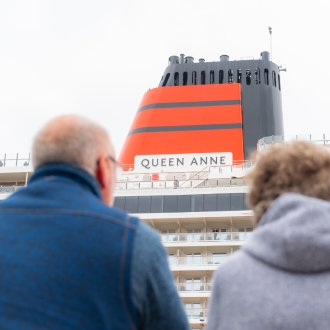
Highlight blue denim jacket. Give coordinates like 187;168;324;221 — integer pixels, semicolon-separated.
0;162;190;330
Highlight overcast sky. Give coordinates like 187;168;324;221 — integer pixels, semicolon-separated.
0;0;329;158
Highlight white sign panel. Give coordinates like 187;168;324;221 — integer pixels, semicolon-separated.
134;153;233;173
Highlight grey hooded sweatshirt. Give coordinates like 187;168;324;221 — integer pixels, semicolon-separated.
207;193;330;330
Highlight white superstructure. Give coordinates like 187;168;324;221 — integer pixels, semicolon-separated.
115;157;253;329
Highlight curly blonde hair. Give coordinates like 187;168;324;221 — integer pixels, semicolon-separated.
247;141;330;224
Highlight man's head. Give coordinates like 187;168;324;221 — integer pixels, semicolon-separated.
248;141;330;224
32;115;117;205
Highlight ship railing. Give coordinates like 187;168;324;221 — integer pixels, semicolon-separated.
179;167;209;188
258;134;330;151
117;161;254;190
168;256;227;266
117;178;250;189
116;178;250;190
0;186;25;194
185;308;208;318
176;283;212;292
0;153;31;167
161;232;253;243
220;160;255;171
121;160;255;175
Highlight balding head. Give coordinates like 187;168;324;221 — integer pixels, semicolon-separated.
32;115;113;174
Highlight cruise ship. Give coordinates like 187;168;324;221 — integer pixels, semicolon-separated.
0;50;289;329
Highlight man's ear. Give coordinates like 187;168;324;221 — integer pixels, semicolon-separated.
95;154;109;189
95;154;114;205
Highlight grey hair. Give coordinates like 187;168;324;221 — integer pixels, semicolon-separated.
32;115;112;173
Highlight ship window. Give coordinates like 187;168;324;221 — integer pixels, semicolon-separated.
255;68;260;84
114;197;125;211
213;253;225;264
264;69;269;85
204;194;217;211
217;194;230;211
174;72;179;86
159;76;164;86
192;71;197;85
138;196;151;213
246;69;251;85
278;74;281;91
228;69;233;83
191;195;203;212
125;197;138;213
178;195;191;212
183;72;188;86
219;70;224;84
231;193;244;211
151;196;164;213
114;193;248;213
201;71;206;85
237;69;242;83
164;195;178;213
210;70;215;84
272;71;276;87
162;73;170;87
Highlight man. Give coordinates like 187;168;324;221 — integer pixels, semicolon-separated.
208;141;330;330
0;115;189;330
212;229;219;240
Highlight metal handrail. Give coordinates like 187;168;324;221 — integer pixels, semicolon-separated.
168;256;227;266
119;160;255;175
258;135;330;151
176;282;212;292
179;166;209;187
185;308;208;318
0;153;30;167
161;232;253;242
0;186;25;194
116;178;249;190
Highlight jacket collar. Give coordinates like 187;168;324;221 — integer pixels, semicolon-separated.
29;162;102;199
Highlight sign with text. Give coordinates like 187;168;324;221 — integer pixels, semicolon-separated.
134;153;233;173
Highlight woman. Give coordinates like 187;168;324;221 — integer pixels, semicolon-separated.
208;141;330;330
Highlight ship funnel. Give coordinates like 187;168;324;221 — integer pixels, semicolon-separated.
168;55;179;65
184;56;194;64
199;58;205;63
260;51;270;61
180;54;185;64
220;55;229;62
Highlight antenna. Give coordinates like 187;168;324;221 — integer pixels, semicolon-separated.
268;26;272;61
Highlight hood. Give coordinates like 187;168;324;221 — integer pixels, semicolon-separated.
244;193;330;273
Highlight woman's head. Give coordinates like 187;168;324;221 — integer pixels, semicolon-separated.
248;141;330;224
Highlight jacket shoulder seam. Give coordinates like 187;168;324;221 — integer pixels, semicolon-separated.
0;208;138;229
